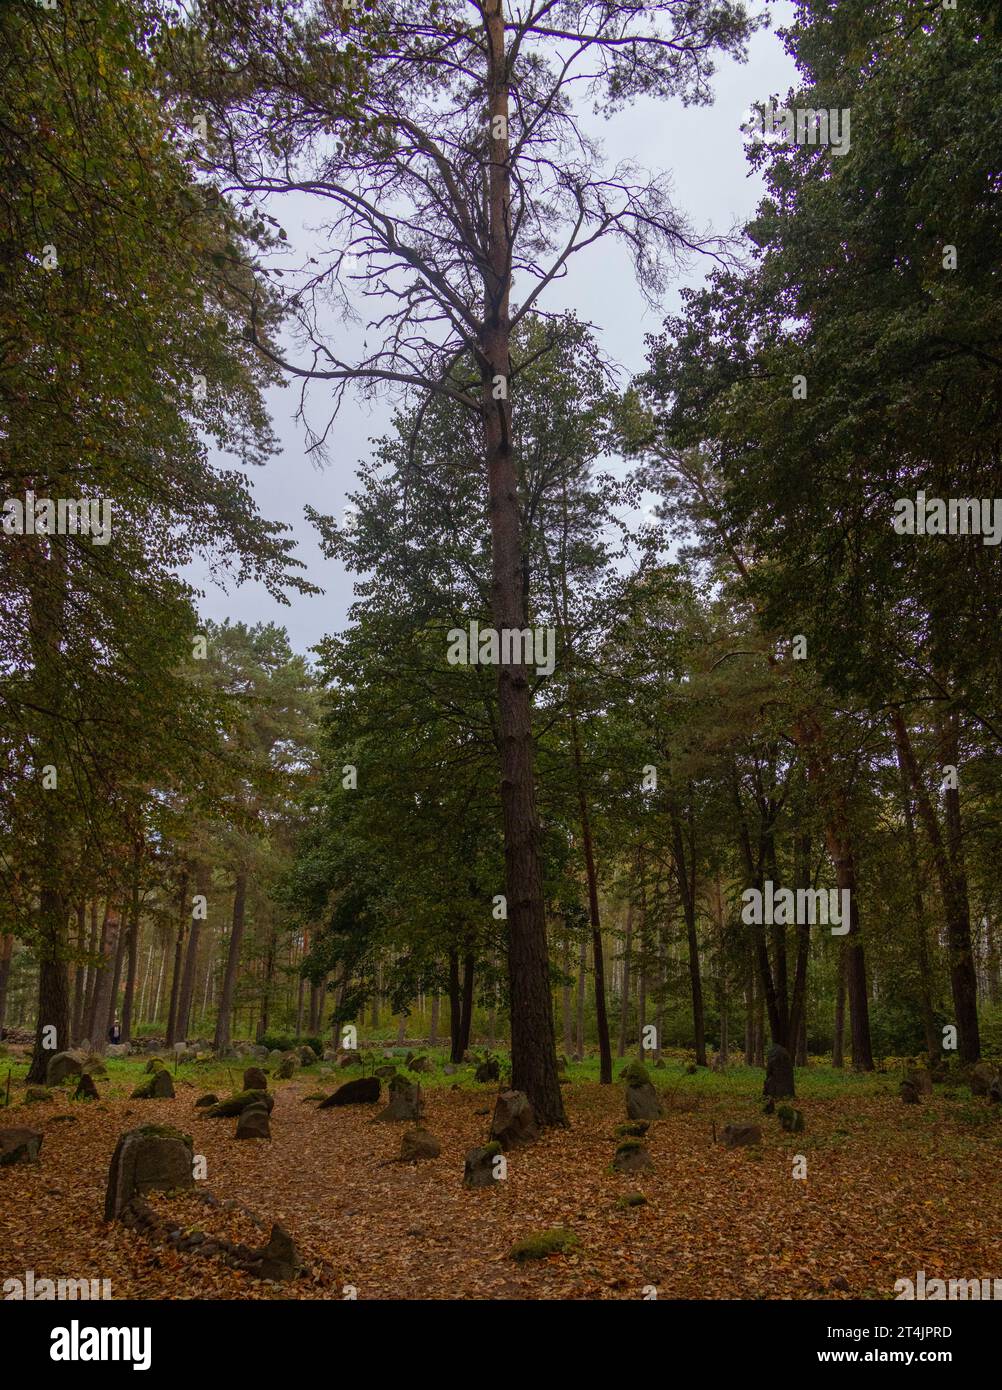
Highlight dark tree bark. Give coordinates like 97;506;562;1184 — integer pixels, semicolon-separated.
69;903;86;1046
0;930;12;1039
891;708;979;1062
832;943;847;1068
165;871;190;1047
89;907;121;1057
672;805;707;1065
213;869;247;1054
460;948;475;1055
482;0;564;1124
618;900;633;1059
121;840;144;1043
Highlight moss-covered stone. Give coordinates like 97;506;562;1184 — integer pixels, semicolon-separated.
619;1060;651;1086
509;1227;580;1263
205;1088;273;1118
615;1121;649;1138
616;1193;648;1209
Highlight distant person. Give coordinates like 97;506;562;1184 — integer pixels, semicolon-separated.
108;1019;122;1044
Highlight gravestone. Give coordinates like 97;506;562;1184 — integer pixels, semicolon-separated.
626;1082;663;1121
243;1067;268;1091
763;1044;795;1099
612;1140;654;1174
400;1128;441;1161
104;1125;193;1220
236;1106;271;1139
463;1143;502;1188
375;1076;423;1122
490;1090;538;1150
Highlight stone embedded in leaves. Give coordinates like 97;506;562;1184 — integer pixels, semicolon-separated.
319;1076;380;1108
777;1104;804;1132
45;1052;82;1087
490;1089;538;1149
463;1142;502;1188
900;1080;921;1105
969;1062;996;1097
0;1128;43;1166
236;1105;271;1139
720;1123;761;1149
612;1139;654;1174
374;1076;423;1122
257;1223;298;1281
474;1056;500;1084
508;1227;579;1263
104;1125;194;1220
400;1127;441;1161
626;1081;663;1122
195;1093;219;1108
131;1069;175;1100
763;1044;795;1099
24;1086;53;1104
74;1073;100;1101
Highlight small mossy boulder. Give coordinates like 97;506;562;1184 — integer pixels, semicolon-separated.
509;1228;579;1263
619;1060;650;1086
777;1104;804;1133
131;1070;175;1100
194;1093;219;1108
617;1193;648;1210
24;1087;53;1104
615;1121;649;1139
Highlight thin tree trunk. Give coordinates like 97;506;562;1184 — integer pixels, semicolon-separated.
89;907;121;1056
166;871;190;1047
121;840;143;1044
430;990;440;1048
832;944;846;1067
460;948;475;1054
672;807;707;1065
618;900;633;1058
213;869;247;1054
575;937;586;1058
0;931;13;1039
891;708;979;1062
70;903;86;1044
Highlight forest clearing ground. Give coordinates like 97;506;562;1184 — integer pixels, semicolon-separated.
2;1059;1000;1300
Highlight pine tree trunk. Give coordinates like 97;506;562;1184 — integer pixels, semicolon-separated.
213;870;247;1054
482;0;563;1124
121;840;143;1043
166;872;190;1047
618;900;633;1059
89;907;121;1056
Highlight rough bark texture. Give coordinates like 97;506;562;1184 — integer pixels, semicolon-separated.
213;869;247;1054
481;0;563;1125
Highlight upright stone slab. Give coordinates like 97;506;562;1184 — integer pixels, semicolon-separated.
626;1082;663;1121
375;1076;423;1122
763;1044;795;1099
243;1067;268;1092
236;1106;271;1139
104;1125;194;1220
257;1224;298;1282
490;1090;538;1150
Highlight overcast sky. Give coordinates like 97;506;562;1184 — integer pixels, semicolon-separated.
190;1;799;657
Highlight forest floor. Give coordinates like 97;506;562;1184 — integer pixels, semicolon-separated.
2;1051;1001;1300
